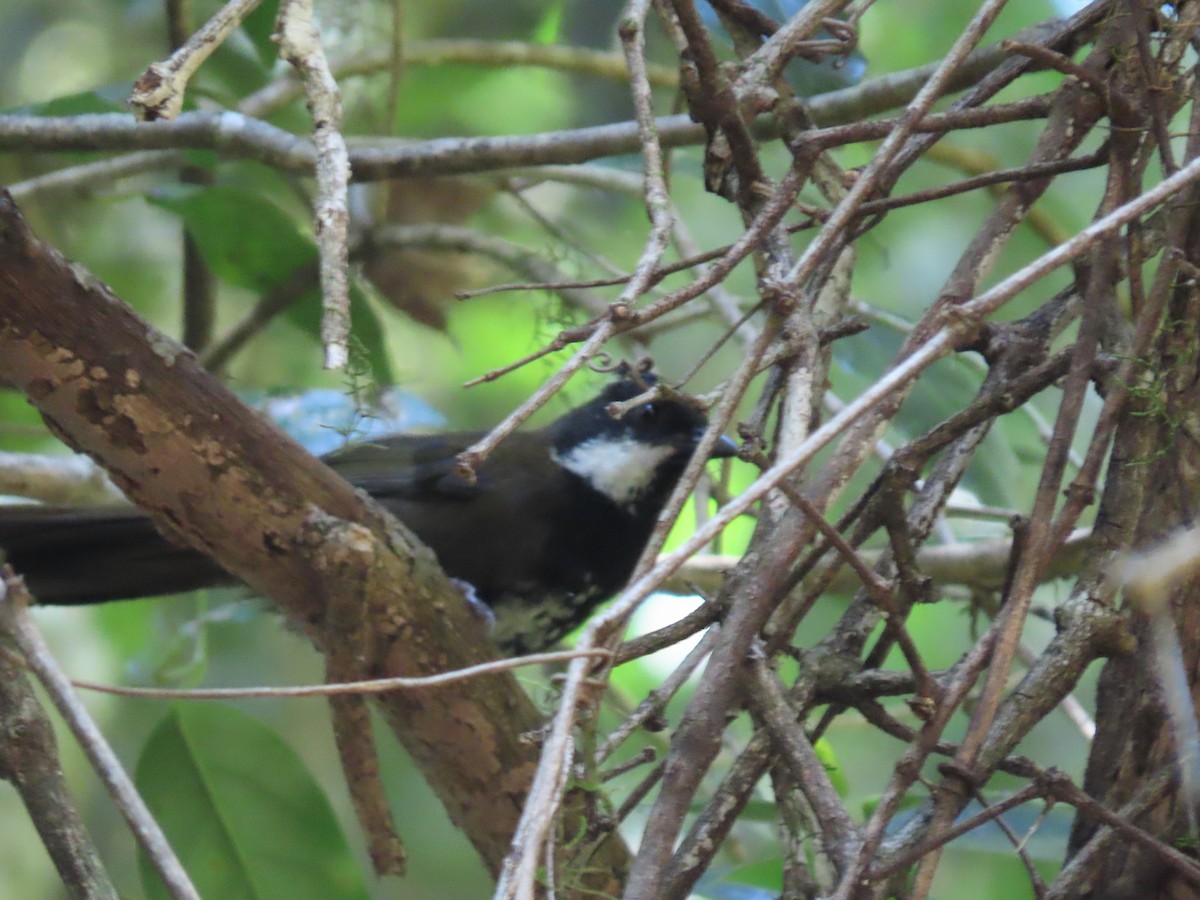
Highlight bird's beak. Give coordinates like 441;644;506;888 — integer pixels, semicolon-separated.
708;433;739;459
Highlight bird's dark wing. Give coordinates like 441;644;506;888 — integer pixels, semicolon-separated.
321;431;488;500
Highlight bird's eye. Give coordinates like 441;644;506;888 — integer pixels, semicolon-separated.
637;403;657;422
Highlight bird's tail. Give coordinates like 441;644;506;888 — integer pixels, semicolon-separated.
0;505;229;604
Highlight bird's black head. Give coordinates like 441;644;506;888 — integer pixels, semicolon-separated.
546;374;735;515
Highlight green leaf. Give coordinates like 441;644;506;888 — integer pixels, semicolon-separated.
2;87;126;116
243;1;281;70
136;704;369;900
532;1;565;44
148;184;314;293
739;799;780;822
693;860;782;898
814;736;848;797
861;790;922;819
725;858;784;891
149;184;393;384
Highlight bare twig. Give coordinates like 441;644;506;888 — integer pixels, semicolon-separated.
596;627;720;763
0;637;116;899
275;0;352;369
746;652;860;873
494;3;682;891
1047;767;1200;897
0;92;1051;182
456;321;615;476
66;648;612;699
130;0;264;120
0;570;199;900
507;143;1200;900
0;452;125;504
780;0;1011;294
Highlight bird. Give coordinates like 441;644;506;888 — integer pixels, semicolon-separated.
0;373;737;654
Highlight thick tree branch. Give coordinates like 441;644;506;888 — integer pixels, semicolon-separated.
0;188;628;890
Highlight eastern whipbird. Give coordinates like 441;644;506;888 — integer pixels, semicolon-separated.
0;374;737;654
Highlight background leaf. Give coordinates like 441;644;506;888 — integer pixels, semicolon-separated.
135;704;369;900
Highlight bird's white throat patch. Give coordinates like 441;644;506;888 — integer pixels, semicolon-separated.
552;437;676;509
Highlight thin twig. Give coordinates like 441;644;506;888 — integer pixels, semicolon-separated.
456;321;615;475
494;3;681;891
275;0;352;369
0;451;125;504
746;652;861;874
0;646;117;898
130;0;264;120
596;627;720;764
67;648;613;699
0;570;199;900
